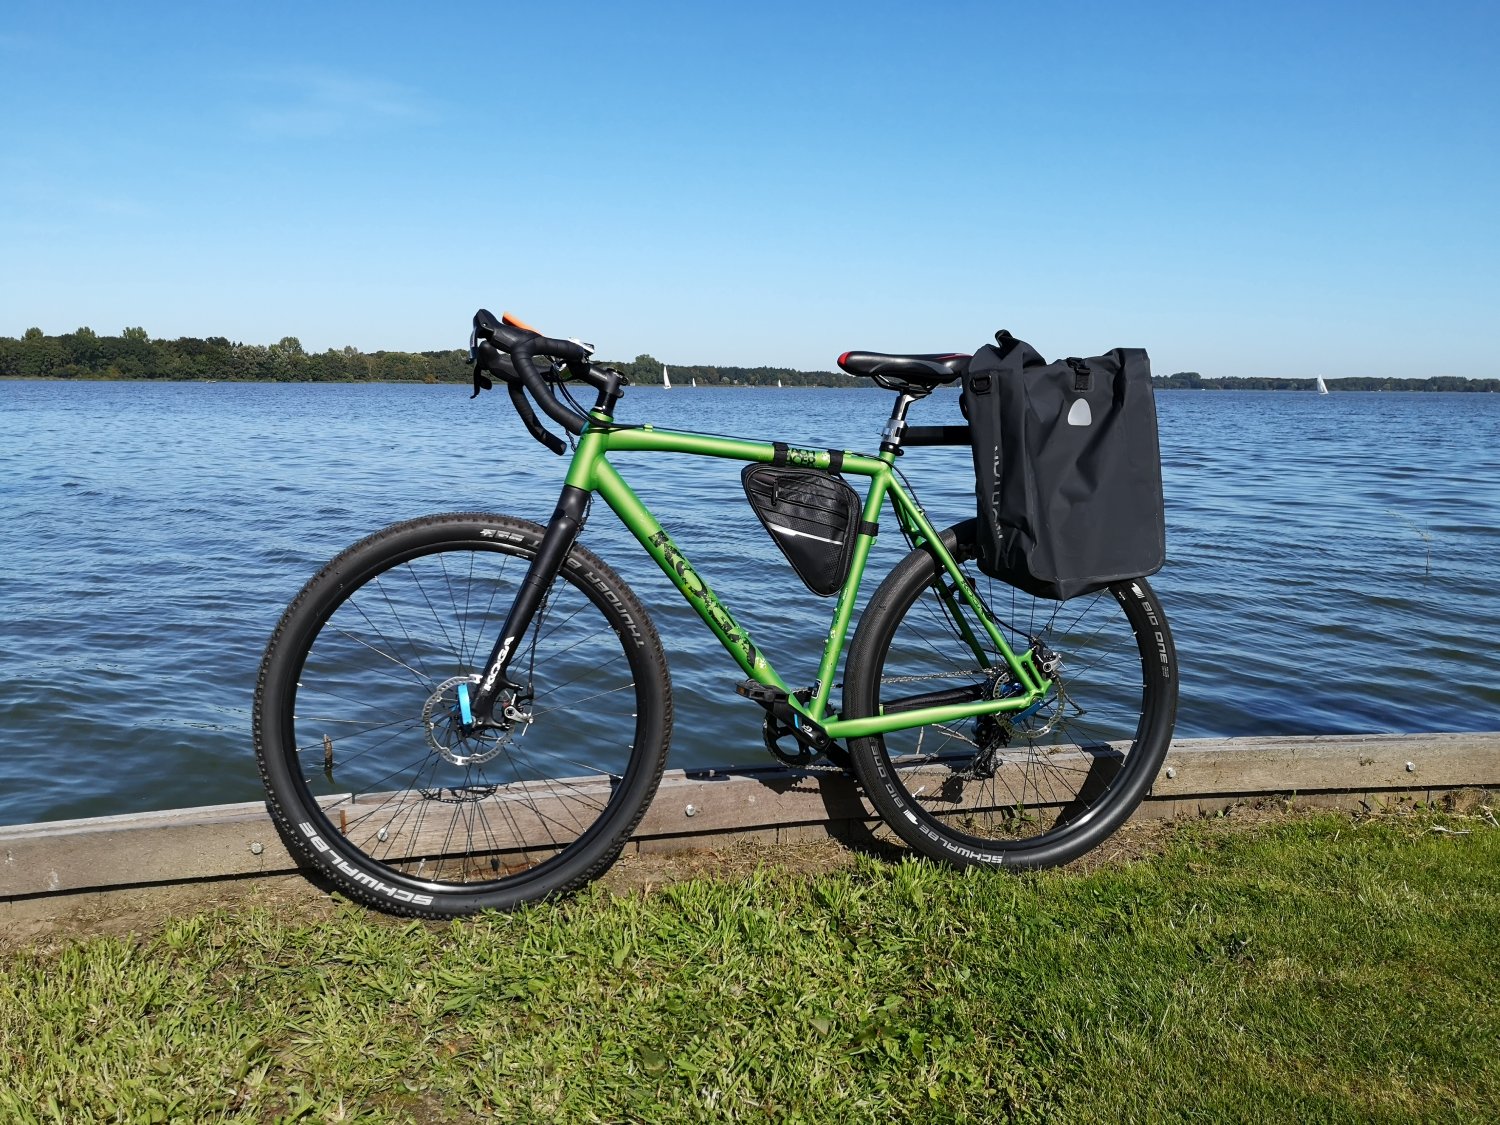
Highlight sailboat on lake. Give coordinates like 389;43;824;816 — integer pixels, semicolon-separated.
1316;375;1328;395
662;365;671;390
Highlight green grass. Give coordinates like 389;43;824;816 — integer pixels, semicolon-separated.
3;809;1497;1123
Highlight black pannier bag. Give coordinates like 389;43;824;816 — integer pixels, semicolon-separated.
960;332;1164;600
741;465;861;597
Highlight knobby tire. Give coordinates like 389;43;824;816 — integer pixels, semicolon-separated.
253;513;672;917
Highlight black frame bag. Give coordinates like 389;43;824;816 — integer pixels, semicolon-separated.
961;332;1164;600
741;464;860;597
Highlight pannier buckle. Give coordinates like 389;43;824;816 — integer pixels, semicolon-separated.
1065;358;1092;392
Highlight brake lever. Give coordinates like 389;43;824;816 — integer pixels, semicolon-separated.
507;380;567;455
468;325;495;398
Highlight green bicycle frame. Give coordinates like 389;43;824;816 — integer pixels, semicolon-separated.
562;410;1053;741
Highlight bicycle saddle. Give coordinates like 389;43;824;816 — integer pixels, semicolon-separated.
838;350;970;392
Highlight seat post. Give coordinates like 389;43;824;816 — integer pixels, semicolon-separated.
880;392;922;456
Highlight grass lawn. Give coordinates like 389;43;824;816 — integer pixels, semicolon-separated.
3;804;1496;1123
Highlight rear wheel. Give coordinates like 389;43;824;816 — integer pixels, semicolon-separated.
845;519;1176;869
253;513;671;916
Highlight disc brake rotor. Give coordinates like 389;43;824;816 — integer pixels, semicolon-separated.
422;675;510;766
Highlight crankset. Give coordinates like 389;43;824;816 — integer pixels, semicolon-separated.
761;712;854;772
740;680;852;771
762;712;819;766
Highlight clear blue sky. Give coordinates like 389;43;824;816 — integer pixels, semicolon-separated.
3;1;1497;377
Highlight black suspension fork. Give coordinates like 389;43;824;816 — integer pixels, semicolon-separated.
468;484;592;725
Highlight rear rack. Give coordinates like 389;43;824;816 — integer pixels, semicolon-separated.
902;425;971;447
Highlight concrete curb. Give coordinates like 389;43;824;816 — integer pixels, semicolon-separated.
3;732;1495;911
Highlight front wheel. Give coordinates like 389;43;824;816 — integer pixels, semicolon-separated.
844;519;1177;869
253;513;672;917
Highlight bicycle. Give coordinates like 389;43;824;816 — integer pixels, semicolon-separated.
252;310;1179;917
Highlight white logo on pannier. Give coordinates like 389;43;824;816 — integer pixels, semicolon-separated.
1066;398;1092;426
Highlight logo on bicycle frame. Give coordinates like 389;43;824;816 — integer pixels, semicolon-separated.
649;530;759;668
481;637;515;693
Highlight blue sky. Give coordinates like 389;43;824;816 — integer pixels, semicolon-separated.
2;1;1496;377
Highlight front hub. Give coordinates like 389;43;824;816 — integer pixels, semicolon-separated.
423;675;514;766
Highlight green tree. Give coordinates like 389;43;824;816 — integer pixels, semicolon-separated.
268;336;307;379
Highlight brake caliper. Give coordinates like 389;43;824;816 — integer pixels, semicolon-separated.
1030;638;1062;680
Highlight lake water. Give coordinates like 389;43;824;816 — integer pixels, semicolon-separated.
2;380;1498;826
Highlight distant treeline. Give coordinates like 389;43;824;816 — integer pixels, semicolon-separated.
1154;371;1499;392
605;354;841;387
0;328;844;386
3;329;1496;391
0;327;471;383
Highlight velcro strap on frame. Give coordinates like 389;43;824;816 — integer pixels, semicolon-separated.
772;441;790;466
827;449;844;473
859;520;879;538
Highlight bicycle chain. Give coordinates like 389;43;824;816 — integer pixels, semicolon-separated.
793;761;849;776
878;668;986;684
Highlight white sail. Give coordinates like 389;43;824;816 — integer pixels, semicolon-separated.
1316;375;1328;395
662;365;671;390
777;378;783;388
691;377;697;388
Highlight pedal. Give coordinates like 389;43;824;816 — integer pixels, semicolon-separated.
735;679;787;706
